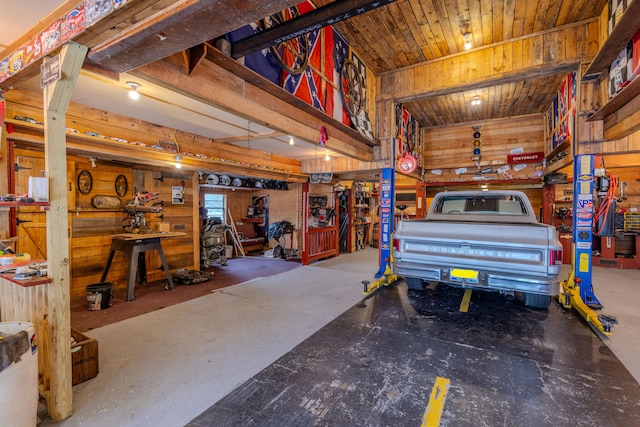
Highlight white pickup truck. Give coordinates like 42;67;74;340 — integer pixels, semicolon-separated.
392;190;563;308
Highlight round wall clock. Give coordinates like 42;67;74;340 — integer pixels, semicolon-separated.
115;175;128;197
77;170;93;195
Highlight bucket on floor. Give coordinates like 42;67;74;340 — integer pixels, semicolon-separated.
0;321;38;427
86;282;113;311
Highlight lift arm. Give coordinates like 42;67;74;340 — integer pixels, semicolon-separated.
560;154;617;335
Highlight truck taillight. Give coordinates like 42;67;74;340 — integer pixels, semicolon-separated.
549;249;562;265
393;238;400;252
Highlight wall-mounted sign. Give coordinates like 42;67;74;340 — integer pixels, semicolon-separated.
172;186;184;204
40;54;61;88
507;151;544;164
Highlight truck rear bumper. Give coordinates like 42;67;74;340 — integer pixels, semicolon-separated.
393;261;560;296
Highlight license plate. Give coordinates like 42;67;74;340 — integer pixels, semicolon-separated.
450;268;478;284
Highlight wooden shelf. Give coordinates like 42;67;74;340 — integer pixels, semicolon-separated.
199;184;257;191
583;0;640;77
587;76;640;122
0;201;50;208
5;119;308;182
545;139;571;162
545;155;573;175
422;178;542;187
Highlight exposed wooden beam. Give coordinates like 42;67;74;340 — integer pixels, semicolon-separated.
231;0;397;58
132;47;375;161
214;131;284;143
380;20;598;102
187;44;207;76
86;0;302;73
395;61;579;103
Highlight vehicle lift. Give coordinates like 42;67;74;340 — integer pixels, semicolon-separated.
363;168;398;295
559;154;617;335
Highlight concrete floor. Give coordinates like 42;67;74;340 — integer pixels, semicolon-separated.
40;248;640;426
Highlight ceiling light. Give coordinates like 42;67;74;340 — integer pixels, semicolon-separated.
174;155;182;169
126;81;141;100
471;95;481;106
463;32;472;50
289;135;295;145
325;152;330;161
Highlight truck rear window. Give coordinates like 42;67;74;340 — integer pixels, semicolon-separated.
434;194;528;215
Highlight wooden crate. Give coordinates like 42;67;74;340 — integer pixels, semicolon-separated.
71;328;99;385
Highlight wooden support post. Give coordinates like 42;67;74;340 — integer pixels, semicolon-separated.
192;172;200;269
43;41;87;422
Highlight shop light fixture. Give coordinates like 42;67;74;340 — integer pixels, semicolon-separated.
174;155;182;168
463;32;472;50
126;81;141;100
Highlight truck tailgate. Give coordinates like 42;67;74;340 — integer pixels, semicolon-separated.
395;220;553;276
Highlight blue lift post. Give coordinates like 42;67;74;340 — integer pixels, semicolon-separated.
560;154;617;335
363;167;397;294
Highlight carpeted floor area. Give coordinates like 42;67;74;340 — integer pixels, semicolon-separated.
71;256;300;332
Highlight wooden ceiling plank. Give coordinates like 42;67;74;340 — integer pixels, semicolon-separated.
423;0;450;58
578;0;607;20
503;0;517;40
397;0;432;62
544;0;563;29
435;0;460;54
512;0;527;37
406;0;437;60
492;0;505;43
479;0;494;47
556;0;577;25
522;0;539;34
532;0;552;33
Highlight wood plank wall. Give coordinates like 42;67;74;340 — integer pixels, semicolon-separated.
12;148;196;298
422;115;545;180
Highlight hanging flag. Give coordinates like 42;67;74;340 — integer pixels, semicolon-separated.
282;27;325;112
226;23;281;85
325;28;351;126
282;1;325;112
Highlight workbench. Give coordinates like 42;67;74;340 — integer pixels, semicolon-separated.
100;232;185;301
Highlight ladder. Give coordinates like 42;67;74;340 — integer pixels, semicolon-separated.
226;209;246;257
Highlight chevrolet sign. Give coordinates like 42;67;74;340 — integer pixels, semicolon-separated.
507;152;544;164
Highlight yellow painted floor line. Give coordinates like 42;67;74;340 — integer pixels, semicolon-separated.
421;376;451;427
459;289;472;312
